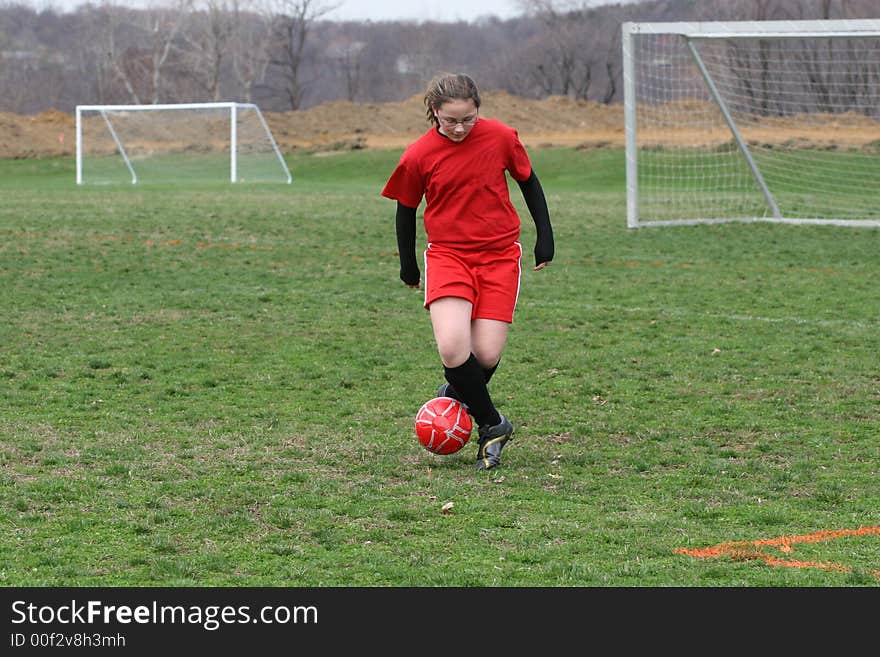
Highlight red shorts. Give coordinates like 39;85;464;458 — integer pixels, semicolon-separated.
423;241;522;323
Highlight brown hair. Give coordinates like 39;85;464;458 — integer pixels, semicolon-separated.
423;72;481;126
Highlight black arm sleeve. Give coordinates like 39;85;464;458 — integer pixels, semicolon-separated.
517;170;554;267
395;202;420;286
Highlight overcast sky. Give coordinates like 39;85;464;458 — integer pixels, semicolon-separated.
21;0;528;22
326;0;524;22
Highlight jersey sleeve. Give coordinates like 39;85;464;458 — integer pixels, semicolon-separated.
381;154;425;209
507;126;533;183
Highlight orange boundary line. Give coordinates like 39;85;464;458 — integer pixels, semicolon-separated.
675;526;880;581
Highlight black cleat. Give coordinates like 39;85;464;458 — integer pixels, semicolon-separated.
475;415;513;470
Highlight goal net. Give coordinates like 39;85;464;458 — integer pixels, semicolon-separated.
75;102;292;185
622;20;880;228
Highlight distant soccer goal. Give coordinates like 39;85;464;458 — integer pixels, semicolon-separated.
622;19;880;228
75;102;292;185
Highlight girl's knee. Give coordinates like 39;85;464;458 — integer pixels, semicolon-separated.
437;342;471;368
472;350;501;370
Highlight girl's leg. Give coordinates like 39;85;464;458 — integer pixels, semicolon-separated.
470;318;508;372
429;297;502;428
429;297;473;368
466;318;514;470
437;318;506;400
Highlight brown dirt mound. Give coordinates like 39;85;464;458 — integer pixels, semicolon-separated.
0;109;77;159
0;92;624;159
6;93;872;159
263;91;625;151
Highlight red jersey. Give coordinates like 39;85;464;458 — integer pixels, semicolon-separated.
381;118;533;251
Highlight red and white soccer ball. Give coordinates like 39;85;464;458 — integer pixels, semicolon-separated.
414;396;472;455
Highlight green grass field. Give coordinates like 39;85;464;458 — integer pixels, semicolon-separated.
1;148;878;586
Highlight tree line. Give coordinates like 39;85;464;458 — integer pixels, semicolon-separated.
0;0;875;115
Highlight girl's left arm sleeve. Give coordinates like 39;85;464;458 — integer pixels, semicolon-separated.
516;169;554;267
395;202;421;286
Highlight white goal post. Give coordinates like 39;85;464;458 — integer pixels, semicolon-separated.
622;19;880;228
75;102;292;185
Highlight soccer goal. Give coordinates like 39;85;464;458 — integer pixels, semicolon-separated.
75;102;292;185
622;19;880;228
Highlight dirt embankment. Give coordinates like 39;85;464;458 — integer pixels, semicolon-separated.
0;92;625;159
5;92;876;159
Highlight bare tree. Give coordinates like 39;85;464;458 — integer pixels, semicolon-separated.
180;0;235;100
600;24;619;104
266;0;337;110
143;0;195;103
229;0;272;102
103;5;145;104
100;0;193;104
2;0;879;115
352;21;414;103
0;52;35;113
327;32;366;102
68;8;113;104
515;0;600;100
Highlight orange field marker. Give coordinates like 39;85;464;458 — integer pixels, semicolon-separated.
675;526;880;580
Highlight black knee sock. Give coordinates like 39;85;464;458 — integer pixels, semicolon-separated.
444;359;499;402
483;360;499;384
443;354;501;428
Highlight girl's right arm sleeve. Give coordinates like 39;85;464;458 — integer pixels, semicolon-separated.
395;202;420;286
517;170;554;267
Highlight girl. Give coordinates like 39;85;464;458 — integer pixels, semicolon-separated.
382;72;554;470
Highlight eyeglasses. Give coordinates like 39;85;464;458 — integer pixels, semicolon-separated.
436;113;478;129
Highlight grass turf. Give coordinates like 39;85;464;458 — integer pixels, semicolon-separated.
1;148;878;586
